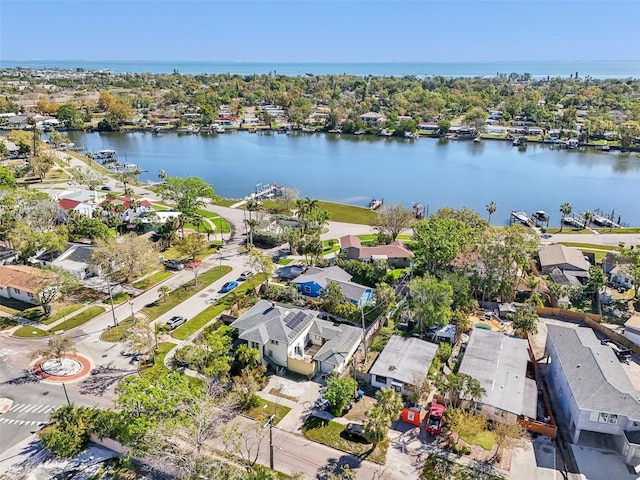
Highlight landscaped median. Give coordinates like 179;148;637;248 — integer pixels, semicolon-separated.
132;270;173;290
51;306;106;332
142;266;232;320
170;275;264;340
302;415;388;464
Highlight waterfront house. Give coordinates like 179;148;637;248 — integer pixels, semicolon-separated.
359;112;387;125
539;244;590;281
215;117;240;128
418;122;439;132
291;266;373;307
229;300;362;376
58;189;107;206
0;264;42;305
339;235;413;268
369;335;437;395
528;126;544;136
545;324;640;464
59;198;96;218
457;329;537;425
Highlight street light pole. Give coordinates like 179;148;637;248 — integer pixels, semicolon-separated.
107;277;118;328
128;301;135;319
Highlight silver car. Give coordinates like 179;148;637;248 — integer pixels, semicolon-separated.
166;315;187;330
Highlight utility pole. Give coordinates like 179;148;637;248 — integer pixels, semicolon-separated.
107;277;118;328
263;413;275;470
62;383;70;406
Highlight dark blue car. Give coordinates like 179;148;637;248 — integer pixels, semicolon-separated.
220;281;238;293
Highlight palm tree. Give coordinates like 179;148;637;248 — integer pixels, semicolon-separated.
158;285;170;303
374;388;403;421
559;202;572;232
486;201;497;224
235;344;260;367
583;210;593;230
245;218;258;246
363;408;388;451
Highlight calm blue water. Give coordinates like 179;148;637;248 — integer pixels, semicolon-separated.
65;131;640;226
2;60;639;78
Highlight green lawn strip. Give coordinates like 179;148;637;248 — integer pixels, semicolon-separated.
39;304;84;325
389;268;405;279
52;306;106;332
546;228;592;234
277;258;293;265
214;198;239;207
161;244;220;262
578;248;608;263
0;317;18;330
66;151;112;175
557;241;616;251
195;209;232;233
100;317;136;342
318;201;377;225
143;266;232;320
171;275;263;340
243;396;291;426
302;415;387;464
108;292;130;305
13;325;52;338
141;342;177;379
322;245;340;255
459;430;496;451
132;270;173;290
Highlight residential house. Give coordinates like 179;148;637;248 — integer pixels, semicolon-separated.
339;235;413;268
624;313;640;346
291;266;373;307
457;329;537;424
0;138;19;157
369;335;437;396
545;324;640;464
359;112;387;125
610;265;634;290
229;300;362;376
539;244;590;284
58;198;96;218
7;114;29;128
108;196;152;222
528;126;544;136
0;264;42;305
57;189;107;206
35;243;99;279
418;122;439;132
215;117;240;128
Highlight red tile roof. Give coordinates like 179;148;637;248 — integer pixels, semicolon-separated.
360;241;413;259
340;235;361;249
59;198;81;210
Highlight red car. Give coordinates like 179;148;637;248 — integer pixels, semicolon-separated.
425;403;446;436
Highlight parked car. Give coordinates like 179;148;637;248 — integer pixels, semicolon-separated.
220;281;238;293
100;185;112;191
425;403;446;436
166;315;187;330
164;259;184;271
345;423;370;443
314;395;330;411
239;270;254;281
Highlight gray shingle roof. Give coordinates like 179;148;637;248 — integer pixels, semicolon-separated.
539;245;589;272
369;336;437;386
547;324;640;419
292;266;352;287
311;319;362;367
458;329;537;418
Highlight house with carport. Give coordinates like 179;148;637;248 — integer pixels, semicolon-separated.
229;300;362;376
292;266;373;307
369;335;437;396
457;329;537;425
545;324;640;465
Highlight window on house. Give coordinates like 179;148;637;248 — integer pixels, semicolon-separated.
304;286;311;293
375;375;387;384
13;288;21;294
27;293;34;298
590;411;618;424
271;340;279;345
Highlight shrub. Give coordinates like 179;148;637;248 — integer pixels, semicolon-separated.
39;405;99;458
252;231;282;248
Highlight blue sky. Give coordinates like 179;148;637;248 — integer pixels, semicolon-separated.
1;0;638;62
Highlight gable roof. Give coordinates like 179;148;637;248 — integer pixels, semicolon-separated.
310;319;362;367
59;198;82;210
0;265;42;294
547;324;640;419
340;235;361;249
539;245;589;272
369;335;437;386
458;329;537;418
292;266;352;287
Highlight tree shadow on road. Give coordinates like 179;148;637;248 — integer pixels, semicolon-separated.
2;369;39;385
78;364;136;396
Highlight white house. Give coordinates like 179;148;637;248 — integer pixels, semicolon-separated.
59;198;96;218
35;243;100;280
359;112;387;125
230;300;362;376
0;265;42;305
369;335;437;396
610;265;634;290
546;324;640;465
624;313;640;346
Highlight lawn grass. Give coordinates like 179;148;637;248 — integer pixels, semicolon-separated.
53;306;106;332
109;292;130;305
243;396;291;426
132;270;173;290
140;342;177;379
302;415;388;464
171;275;263;340
195;209;231;233
277;258;293;265
459;430;496;451
0;317;18;330
322;245;340;255
215;198;239;207
39;304;84;325
100;316;136;342
557;241;616;251
546;228;592;234
318;201;377;225
13;326;52;338
161;243;220;262
142;266;232;320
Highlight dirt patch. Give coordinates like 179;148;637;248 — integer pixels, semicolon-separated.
343;395;376;423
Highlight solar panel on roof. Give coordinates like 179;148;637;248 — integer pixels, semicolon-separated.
285;311;307;331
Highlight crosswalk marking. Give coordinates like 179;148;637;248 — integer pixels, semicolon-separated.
0;418;46;426
7;403;58;414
